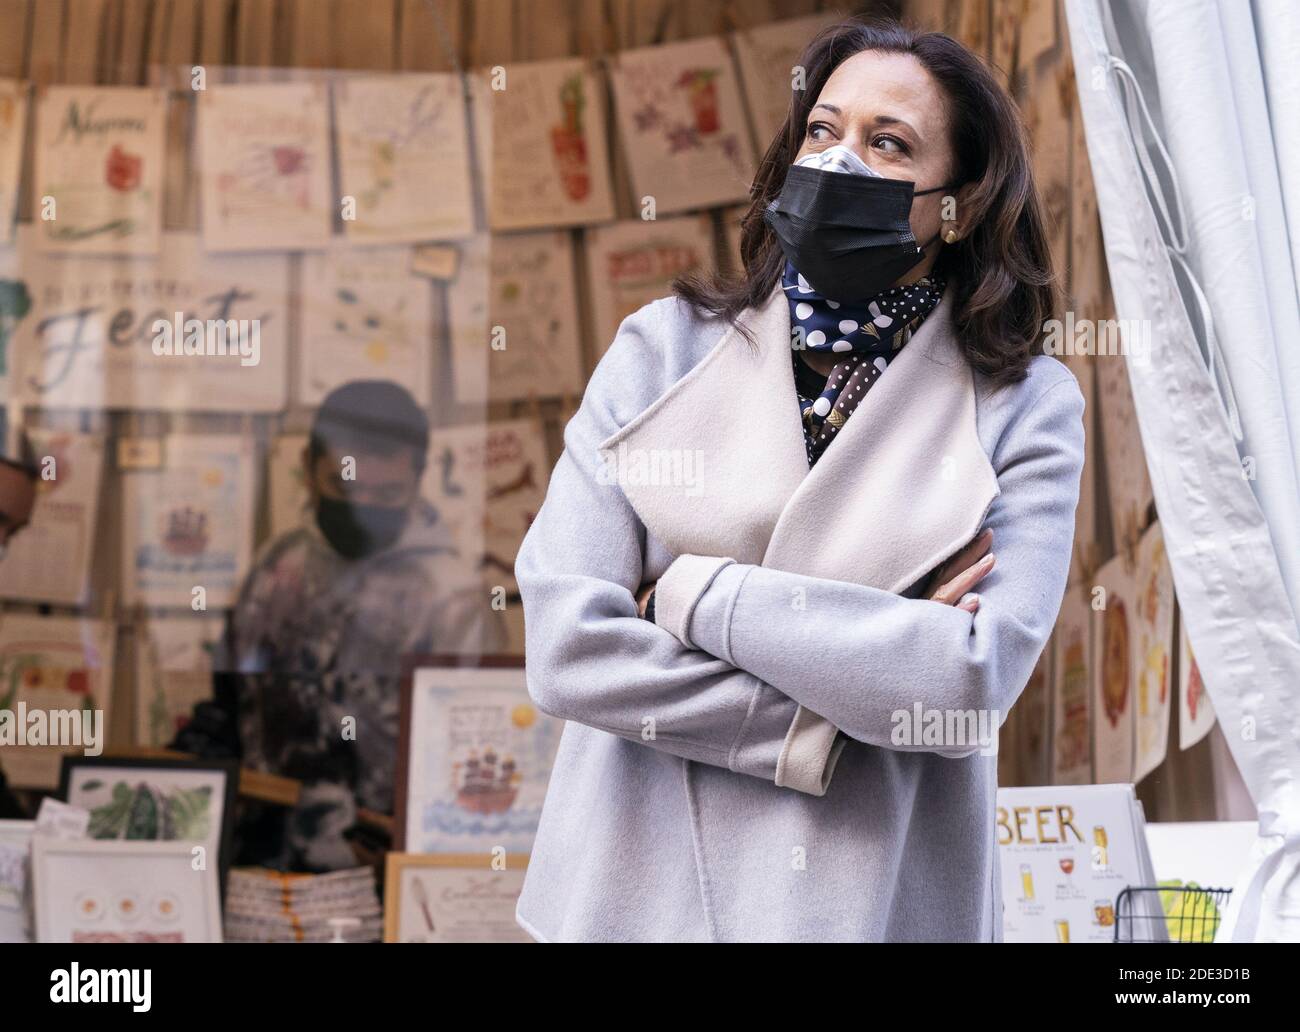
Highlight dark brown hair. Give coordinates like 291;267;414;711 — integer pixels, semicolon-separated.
674;16;1057;384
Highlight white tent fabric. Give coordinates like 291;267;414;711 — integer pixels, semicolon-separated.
1065;0;1300;942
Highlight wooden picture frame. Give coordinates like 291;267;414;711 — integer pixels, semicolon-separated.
32;838;223;943
394;654;529;853
58;755;239;896
383;851;531;943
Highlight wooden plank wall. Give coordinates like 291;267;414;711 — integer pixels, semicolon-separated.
0;0;1222;818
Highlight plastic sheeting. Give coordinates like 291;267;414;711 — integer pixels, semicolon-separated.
1065;0;1300;942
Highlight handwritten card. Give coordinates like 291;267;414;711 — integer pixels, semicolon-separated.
335;74;475;244
477;58;615;231
33;86;166;255
448;231;583;404
608;37;755;215
584;214;714;356
198;82;332;252
298;243;433;405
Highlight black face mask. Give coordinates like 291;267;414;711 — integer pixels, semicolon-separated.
764;163;952;303
315;495;409;560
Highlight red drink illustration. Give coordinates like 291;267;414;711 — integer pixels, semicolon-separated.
550;74;591;202
676;68;721;134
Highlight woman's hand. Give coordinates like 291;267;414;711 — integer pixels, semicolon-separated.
924;528;995;614
635;581;656;618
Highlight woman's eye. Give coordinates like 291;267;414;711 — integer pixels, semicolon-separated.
806;122;834;142
873;135;908;155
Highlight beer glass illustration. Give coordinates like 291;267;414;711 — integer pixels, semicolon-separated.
1020;863;1034;901
1092;825;1109;869
1055;918;1070;943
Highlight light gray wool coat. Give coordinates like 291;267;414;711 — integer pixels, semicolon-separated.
513;281;1086;942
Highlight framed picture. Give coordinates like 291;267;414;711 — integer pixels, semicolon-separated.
0;818;34;943
394;655;561;855
32;838;222;943
58;756;238;893
383;852;531;943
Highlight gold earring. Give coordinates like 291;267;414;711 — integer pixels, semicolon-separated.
943;227;959;244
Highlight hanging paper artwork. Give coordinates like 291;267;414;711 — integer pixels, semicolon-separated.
335;74;475;244
477;58;615;231
448;231;583;404
1178;614;1215;750
120;436;255;608
0;80;28;245
198;82;332;252
730;13;842;148
1091;554;1136;784
1132;521;1174;782
298;243;433;405
0;430;104;606
584;214;714;356
608;37;755;215
1051;588;1094;785
33;86;166;255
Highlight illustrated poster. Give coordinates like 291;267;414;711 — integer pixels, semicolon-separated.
1051;588;1093;785
1091;554;1136;784
1132;521;1174;782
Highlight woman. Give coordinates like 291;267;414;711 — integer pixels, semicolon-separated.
514;17;1084;942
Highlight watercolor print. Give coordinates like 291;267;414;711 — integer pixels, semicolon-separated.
584;214;714;356
9;227;289;412
1132;521;1174;782
1091;554;1135;785
0;430;105;606
336;73;475;244
477;58;615;231
608;36;755;215
33;86;165;255
120;435;254;608
404;666;562;855
448;231;584;404
0;80;28;245
1051;588;1093;784
0;614;115;790
299;243;433;405
730;13;842;149
198;82;332;252
135;617;225;749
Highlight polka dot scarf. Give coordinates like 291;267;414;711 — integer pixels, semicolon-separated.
783;259;946;466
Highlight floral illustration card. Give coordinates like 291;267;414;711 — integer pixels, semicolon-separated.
335;73;475;244
476;57;615;231
731;13;843;149
1091;554;1137;784
198;82;332;252
1051;587;1094;785
1132;520;1174;782
608;37;755;215
33;86;166;255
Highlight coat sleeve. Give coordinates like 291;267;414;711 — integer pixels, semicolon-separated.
654;374;1086;756
515;301;846;796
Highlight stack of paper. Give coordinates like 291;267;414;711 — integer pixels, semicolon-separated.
224;866;382;943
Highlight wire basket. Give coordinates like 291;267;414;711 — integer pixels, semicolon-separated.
1113;885;1233;943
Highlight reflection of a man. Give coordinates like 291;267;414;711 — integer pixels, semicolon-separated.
175;380;504;871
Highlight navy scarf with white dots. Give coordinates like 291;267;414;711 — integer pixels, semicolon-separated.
783;260;946;466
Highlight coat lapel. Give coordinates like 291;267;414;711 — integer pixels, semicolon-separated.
599;283;1000;591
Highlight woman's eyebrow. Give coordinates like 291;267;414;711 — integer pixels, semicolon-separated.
871;113;920;138
810;102;841;116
